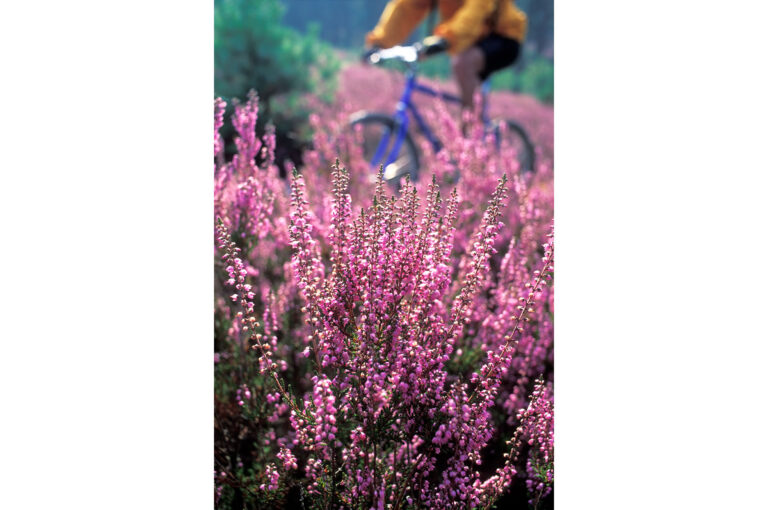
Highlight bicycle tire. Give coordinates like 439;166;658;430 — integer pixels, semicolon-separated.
348;112;421;185
494;119;536;175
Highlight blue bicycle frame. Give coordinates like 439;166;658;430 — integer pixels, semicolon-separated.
368;70;492;172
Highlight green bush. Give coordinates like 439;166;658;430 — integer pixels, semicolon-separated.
215;0;338;102
490;54;554;104
214;0;339;157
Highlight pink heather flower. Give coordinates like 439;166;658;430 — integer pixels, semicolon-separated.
213;78;554;507
260;463;279;492
521;378;554;507
214;97;226;160
277;447;298;471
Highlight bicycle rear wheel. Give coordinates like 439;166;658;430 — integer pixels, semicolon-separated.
348;112;421;185
493;119;536;175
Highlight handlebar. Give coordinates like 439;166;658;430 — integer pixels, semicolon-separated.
366;45;420;65
364;38;448;66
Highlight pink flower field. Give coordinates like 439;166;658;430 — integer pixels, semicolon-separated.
214;64;554;509
335;63;553;173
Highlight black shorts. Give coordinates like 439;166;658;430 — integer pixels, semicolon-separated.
476;33;520;81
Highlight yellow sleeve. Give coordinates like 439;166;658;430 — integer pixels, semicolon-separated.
366;0;431;49
434;0;496;54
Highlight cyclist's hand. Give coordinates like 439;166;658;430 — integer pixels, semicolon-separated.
361;46;380;65
417;36;449;60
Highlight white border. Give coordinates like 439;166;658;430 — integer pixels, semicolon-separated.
556;0;768;508
1;1;212;508
2;1;768;508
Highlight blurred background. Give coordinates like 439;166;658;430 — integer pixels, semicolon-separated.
279;0;553;101
214;0;553;169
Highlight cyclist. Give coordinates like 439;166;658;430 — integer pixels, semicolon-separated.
365;0;527;115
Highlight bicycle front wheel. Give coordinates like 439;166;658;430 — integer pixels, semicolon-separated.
348;112;421;185
493;120;536;175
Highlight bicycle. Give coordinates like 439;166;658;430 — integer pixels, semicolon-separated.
349;44;536;185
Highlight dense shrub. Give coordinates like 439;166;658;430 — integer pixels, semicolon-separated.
214;83;554;508
214;0;337;105
214;0;339;167
491;53;554;104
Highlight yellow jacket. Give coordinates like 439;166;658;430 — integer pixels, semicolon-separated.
366;0;527;55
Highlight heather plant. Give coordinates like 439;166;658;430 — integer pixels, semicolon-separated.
214;94;310;508
214;78;554;508
215;92;294;286
306;90;555;414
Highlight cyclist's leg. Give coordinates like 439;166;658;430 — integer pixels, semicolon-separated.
452;34;520;133
451;47;485;110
